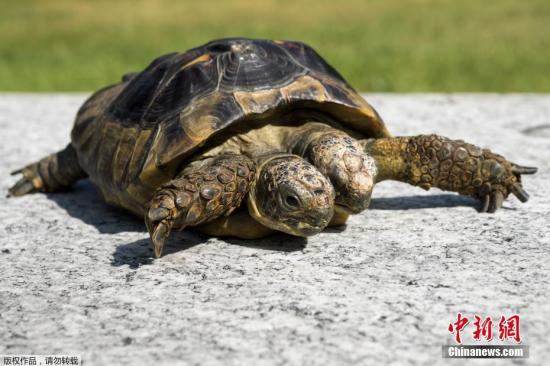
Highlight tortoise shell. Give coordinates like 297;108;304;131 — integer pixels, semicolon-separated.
71;38;391;214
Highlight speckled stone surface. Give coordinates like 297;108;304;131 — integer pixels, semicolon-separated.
0;94;548;366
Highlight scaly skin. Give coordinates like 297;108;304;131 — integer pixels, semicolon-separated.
146;154;256;257
362;135;537;212
293;129;377;213
9;127;537;257
146;152;336;257
8;144;87;196
248;153;335;236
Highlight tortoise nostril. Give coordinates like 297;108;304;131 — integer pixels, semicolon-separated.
285;195;299;207
314;189;325;196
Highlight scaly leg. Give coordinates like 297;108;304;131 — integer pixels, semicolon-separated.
362;135;537;213
9;144;87;197
145;153;256;257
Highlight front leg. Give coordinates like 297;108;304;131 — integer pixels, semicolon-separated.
146;154;256;257
362;135;537;213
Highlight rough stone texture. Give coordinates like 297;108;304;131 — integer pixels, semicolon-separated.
0;94;548;366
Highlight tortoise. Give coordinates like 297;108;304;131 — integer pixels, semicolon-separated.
9;38;537;258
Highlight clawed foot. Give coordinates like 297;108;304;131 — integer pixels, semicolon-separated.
8;166;43;197
397;135;538;214
477;158;537;213
145;154;255;258
8;146;86;198
145;193;178;258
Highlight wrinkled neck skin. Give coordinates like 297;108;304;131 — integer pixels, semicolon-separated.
360;138;407;183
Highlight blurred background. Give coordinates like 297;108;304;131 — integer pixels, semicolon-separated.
1;0;549;92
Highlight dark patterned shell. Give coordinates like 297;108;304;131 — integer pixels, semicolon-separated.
71;38;391;214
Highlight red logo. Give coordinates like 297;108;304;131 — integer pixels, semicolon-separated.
448;314;522;344
498;315;521;343
473;315;493;341
448;312;469;344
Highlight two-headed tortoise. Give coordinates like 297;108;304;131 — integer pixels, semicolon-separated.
9;38;537;257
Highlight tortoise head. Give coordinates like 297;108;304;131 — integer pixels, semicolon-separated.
247;154;335;236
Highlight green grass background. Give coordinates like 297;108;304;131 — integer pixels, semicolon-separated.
1;0;549;92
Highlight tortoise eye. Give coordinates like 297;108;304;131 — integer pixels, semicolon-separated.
285;195;299;207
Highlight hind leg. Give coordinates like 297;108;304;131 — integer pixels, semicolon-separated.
9;144;87;197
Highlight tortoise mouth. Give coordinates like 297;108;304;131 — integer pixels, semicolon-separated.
336;190;372;214
336;200;370;215
247;195;333;237
294;220;329;236
335;205;357;215
285;206;333;236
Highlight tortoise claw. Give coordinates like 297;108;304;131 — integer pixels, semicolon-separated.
8;176;37;197
480;195;491;213
10;168;24;176
475;156;536;212
511;165;538;175
145;193;179;258
145;210;174;258
487;192;504;213
511;183;529;203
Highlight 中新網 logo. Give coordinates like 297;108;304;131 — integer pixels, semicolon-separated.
442;313;527;359
448;313;521;344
